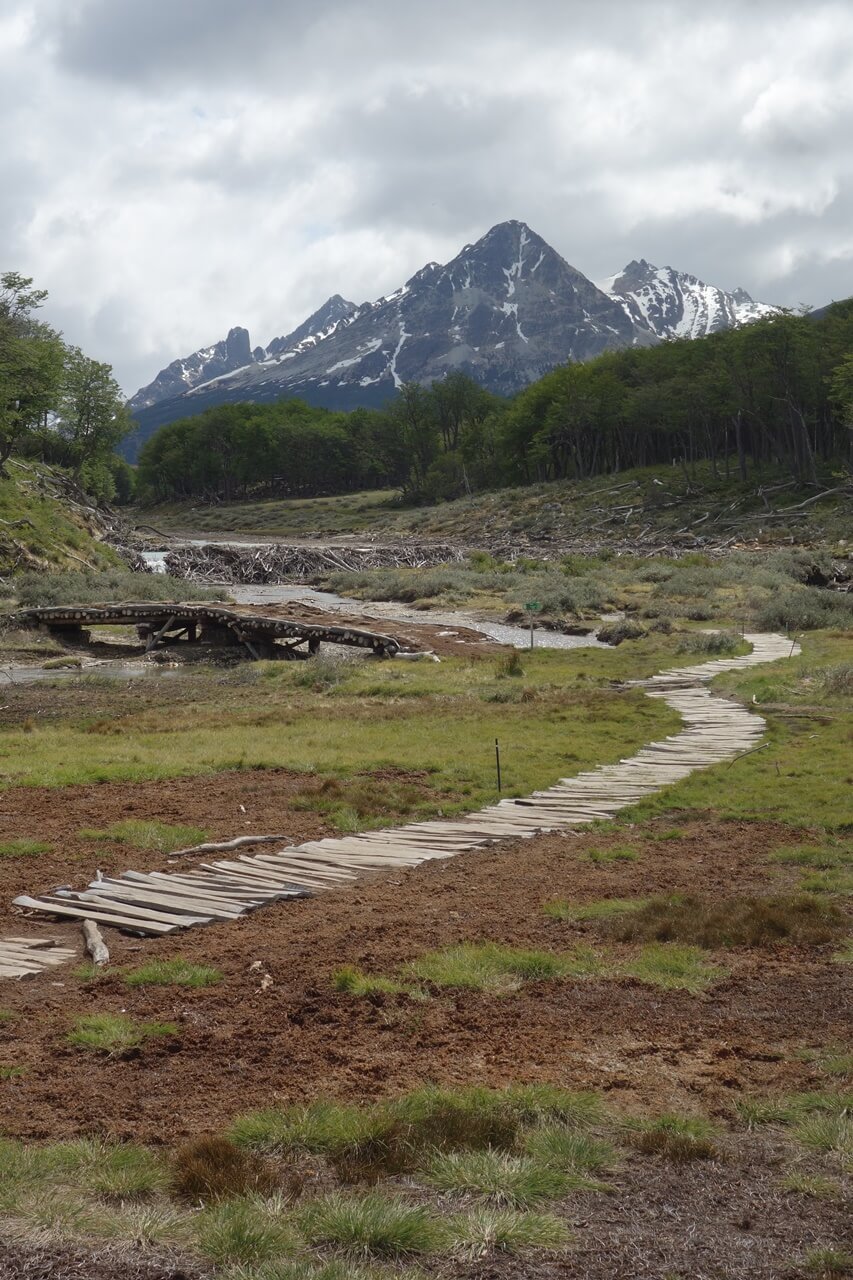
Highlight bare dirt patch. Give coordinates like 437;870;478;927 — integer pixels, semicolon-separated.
1;817;849;1148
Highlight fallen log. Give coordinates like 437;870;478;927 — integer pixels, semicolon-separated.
82;919;110;966
169;833;291;858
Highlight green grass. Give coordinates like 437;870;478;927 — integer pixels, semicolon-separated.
124;958;222;988
0;658;677;803
522;1126;618;1176
623;943;725;993
421;1149;570;1206
299;1192;446;1257
230;1101;386;1158
780;1172;841;1199
626;1113;718;1161
405;943;603;992
0;1064;26;1079
78;819;209;851
0;837;51;858
543;897;647;922
448;1206;571;1255
0;463;121;576
332;966;413;998
196;1196;297;1265
67;1013;178;1053
802;1247;853;1278
585;846;638;863
792;1114;853;1167
628;632;853;832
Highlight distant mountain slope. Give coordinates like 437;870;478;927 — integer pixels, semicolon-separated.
599;259;778;340
127;327;255;415
126;221;779;459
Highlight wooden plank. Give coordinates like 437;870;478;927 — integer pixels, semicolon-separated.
86;882;244;920
12;896;177;934
58;893;209;928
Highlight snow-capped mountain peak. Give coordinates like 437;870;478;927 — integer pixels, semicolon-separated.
600;259;779;340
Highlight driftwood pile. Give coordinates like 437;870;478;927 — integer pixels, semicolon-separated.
487;477;853;560
163;541;465;584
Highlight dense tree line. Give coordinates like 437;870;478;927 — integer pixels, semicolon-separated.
0;273;131;501
138;304;853;504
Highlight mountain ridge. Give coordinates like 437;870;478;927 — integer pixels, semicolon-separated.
126;221;779;458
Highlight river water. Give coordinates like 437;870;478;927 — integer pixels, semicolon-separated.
3;545;602;683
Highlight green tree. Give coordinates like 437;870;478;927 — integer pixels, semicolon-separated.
55;346;131;493
0;272;65;471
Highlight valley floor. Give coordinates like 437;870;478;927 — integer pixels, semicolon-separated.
0;626;850;1278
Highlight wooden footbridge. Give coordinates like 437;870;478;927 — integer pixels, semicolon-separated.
11;603;401;659
3;633;797;975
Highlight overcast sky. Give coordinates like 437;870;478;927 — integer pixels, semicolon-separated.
4;0;853;395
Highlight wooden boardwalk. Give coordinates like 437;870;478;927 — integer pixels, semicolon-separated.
5;633;797;970
11;603;401;659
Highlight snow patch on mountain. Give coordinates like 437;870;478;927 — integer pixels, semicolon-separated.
599;260;779;341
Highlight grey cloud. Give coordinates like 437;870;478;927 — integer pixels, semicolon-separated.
2;0;851;394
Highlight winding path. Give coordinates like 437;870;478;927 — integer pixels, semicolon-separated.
4;633;798;974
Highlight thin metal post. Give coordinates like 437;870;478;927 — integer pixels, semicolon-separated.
495;738;502;792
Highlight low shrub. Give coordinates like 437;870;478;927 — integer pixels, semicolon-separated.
14;569;223;608
676;630;741;655
597;619;646;646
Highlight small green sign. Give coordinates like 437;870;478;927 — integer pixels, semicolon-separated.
524;601;542;612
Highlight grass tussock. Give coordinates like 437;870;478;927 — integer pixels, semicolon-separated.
780;1172;841;1199
124;958;223;988
171;1135;282;1203
609;893;846;948
623;943;725;992
802;1247;853;1278
522;1125;618;1176
0;837;51;858
196;1195;297;1265
78;819;208;852
299;1191;445;1257
67;1012;178;1054
332;966;413;998
449;1206;571;1255
422;1149;570;1207
405;943;602;991
626;1113;718;1162
543;897;647;922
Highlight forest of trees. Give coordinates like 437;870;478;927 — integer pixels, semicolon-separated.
137;303;853;505
0;272;132;501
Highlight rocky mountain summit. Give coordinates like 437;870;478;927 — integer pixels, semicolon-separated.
127;221;778;455
600;259;777;340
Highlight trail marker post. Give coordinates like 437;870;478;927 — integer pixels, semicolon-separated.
524;601;542;650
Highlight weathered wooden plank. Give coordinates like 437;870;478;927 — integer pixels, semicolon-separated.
13;896;177;934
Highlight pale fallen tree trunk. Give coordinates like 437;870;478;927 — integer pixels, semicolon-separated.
169;833;291;858
82;918;110;965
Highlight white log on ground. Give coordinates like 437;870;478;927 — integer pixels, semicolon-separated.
82;918;110;966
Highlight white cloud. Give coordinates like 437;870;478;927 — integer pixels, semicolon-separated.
3;0;852;394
